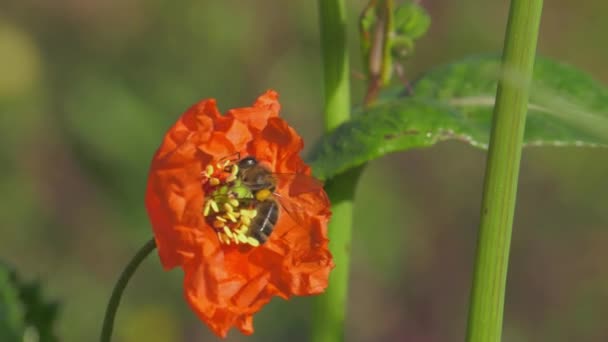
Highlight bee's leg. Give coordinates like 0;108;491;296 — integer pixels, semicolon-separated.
218;152;241;168
246;184;267;192
224;162;240;179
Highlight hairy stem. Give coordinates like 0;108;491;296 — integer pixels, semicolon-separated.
465;1;544;341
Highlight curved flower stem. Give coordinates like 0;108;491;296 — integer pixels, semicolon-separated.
100;238;156;342
465;0;543;341
311;0;353;341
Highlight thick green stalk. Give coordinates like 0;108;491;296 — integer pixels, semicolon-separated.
311;167;361;342
318;0;351;131
311;0;353;341
100;239;156;342
466;1;543;342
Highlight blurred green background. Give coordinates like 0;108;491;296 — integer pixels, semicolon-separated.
1;0;607;341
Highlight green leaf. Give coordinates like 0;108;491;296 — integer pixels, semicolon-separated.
0;263;59;342
309;56;608;180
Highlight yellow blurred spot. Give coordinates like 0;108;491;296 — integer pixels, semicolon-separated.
0;21;41;98
117;306;179;342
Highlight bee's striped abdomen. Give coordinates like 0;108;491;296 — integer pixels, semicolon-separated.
250;200;279;244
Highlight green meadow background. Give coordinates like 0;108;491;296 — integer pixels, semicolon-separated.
1;1;607;341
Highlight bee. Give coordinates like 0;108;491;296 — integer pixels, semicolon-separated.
203;155;324;246
237;156;327;245
236;156;280;244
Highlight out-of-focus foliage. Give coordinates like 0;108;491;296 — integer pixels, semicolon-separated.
0;265;24;342
0;263;58;342
360;1;430;84
310;56;608;180
0;0;607;341
391;2;431;58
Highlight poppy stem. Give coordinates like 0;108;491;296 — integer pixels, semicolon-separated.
100;238;156;342
312;0;354;341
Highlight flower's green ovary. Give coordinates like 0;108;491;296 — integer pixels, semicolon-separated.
209;179;254;208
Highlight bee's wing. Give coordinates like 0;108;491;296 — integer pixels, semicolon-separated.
272;173;324;197
271;173;328;228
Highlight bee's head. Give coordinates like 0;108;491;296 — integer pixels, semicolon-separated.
238;156;258;170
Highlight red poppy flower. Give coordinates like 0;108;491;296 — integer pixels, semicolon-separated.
145;90;333;338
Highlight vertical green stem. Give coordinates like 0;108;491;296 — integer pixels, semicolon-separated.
466;1;543;342
311;167;361;342
312;0;353;341
318;0;351;132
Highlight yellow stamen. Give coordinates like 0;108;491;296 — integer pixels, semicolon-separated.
223;203;233;212
240;215;251;226
239;209;257;218
209;177;220;186
237;234;248;243
203;201;211;216
226;174;236;183
205;165;214;176
213;220;225;228
223;226;233;239
228;199;239;208
235;224;248;234
247;237;260;247
210;200;219;213
231;165;239;176
216;216;226;222
226;212;237;222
